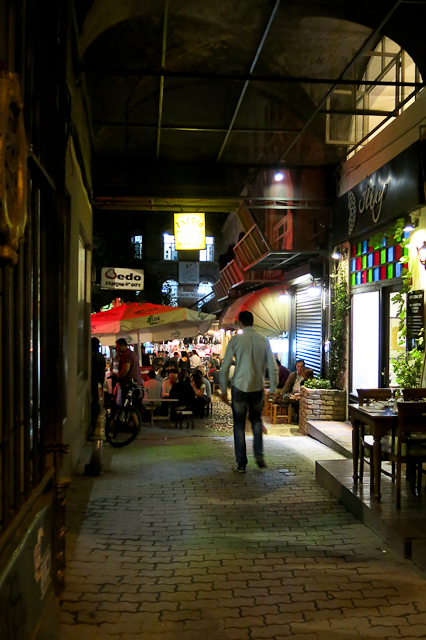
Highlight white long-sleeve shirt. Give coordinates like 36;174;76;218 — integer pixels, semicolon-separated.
220;327;278;394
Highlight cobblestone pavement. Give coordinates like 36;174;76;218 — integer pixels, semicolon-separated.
60;419;426;640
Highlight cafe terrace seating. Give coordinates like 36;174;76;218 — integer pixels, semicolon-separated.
357;388;393;491
381;401;426;508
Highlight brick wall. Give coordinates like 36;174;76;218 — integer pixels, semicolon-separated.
299;387;346;435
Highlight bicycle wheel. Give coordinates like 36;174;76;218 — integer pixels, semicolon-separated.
105;405;142;447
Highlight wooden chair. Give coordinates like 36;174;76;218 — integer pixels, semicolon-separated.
381;401;426;507
357;388;392;491
263;392;274;418
272;402;293;425
402;388;426;401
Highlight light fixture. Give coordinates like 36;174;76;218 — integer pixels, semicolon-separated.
273;171;284;182
307;283;322;297
418;241;426;269
403;214;416;233
331;246;341;260
277;291;291;303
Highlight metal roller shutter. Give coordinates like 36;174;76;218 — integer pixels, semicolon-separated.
295;284;323;377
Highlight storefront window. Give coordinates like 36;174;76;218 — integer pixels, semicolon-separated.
349;233;409;286
199;237;214;262
164;233;178;260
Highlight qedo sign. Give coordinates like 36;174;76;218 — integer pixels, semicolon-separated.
333;141;424;244
101;267;144;290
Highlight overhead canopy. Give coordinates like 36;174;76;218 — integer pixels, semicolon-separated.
91;302;215;344
220;286;290;338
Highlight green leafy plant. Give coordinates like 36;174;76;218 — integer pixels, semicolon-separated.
327;266;350;390
391;340;424;389
304;378;331;389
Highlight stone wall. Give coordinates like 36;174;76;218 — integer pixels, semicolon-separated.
299;387;346;435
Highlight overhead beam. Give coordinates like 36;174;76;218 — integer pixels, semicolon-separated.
216;0;281;161
81;65;424;88
156;0;169;159
92;121;302;134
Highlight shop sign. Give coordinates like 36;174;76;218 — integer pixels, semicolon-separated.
178;289;201;299
347;183;388;235
179;261;199;284
333;142;424;243
174;213;206;250
101;267;144;290
406;290;425;349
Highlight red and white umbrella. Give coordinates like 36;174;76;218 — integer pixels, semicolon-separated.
220;285;290;338
91;302;215;344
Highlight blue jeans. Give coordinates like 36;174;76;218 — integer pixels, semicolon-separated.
231;387;264;467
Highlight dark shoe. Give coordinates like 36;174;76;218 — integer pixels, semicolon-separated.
234;464;246;473
256;456;267;468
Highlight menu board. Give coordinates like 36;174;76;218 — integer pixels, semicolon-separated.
406;290;424;350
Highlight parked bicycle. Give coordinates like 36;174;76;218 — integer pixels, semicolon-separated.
105;380;144;447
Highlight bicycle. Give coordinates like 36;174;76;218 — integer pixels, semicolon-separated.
105;380;144;447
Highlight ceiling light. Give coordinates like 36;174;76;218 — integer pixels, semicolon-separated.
274;171;284;182
277;292;290;303
403;214;415;232
331;246;341;260
307;283;322;297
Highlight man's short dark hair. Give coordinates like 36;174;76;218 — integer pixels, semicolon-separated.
238;310;254;327
91;337;100;352
148;370;156;379
116;338;128;347
296;359;305;365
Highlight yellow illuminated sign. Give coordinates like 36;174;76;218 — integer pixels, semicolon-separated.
174;213;206;250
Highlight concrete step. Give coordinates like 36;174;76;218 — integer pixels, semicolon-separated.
307;420;353;458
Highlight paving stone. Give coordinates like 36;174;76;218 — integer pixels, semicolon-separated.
61;430;426;639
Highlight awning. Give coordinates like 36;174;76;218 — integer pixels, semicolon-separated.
219;285;290;338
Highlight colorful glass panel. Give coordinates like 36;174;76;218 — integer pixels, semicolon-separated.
362;240;368;254
351;259;356;272
380;249;386;264
361;271;367;284
387;246;394;262
367;269;373;283
361;255;367;270
357;243;362;256
356;271;362;285
351;274;356;286
388;264;394;279
356;257;362;270
367;253;374;269
373;268;380;281
380;266;386;280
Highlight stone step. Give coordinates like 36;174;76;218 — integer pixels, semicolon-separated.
307;419;353;458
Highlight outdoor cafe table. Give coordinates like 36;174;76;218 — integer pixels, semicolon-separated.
145;398;178;427
350;403;398;502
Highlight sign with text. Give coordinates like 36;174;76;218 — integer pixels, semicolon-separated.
101;267;144;290
179;261;199;284
334;142;424;243
174;213;206;250
407;290;425;350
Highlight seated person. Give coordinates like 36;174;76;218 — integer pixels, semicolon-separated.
169;370;195;410
195;367;211;400
142;370;162;407
209;364;221;386
162;370;178;398
282;359;305;395
276;358;290;389
291;367;314;422
140;345;151;367
190;372;208;418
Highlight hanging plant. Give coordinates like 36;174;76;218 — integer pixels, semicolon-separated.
327;264;350;390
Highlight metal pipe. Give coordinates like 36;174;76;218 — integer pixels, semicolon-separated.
277;0;404;163
216;0;281;162
93;122;302;134
156;0;169;159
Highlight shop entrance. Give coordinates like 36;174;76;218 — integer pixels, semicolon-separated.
350;284;405;395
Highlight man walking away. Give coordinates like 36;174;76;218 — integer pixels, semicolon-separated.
220;311;278;472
